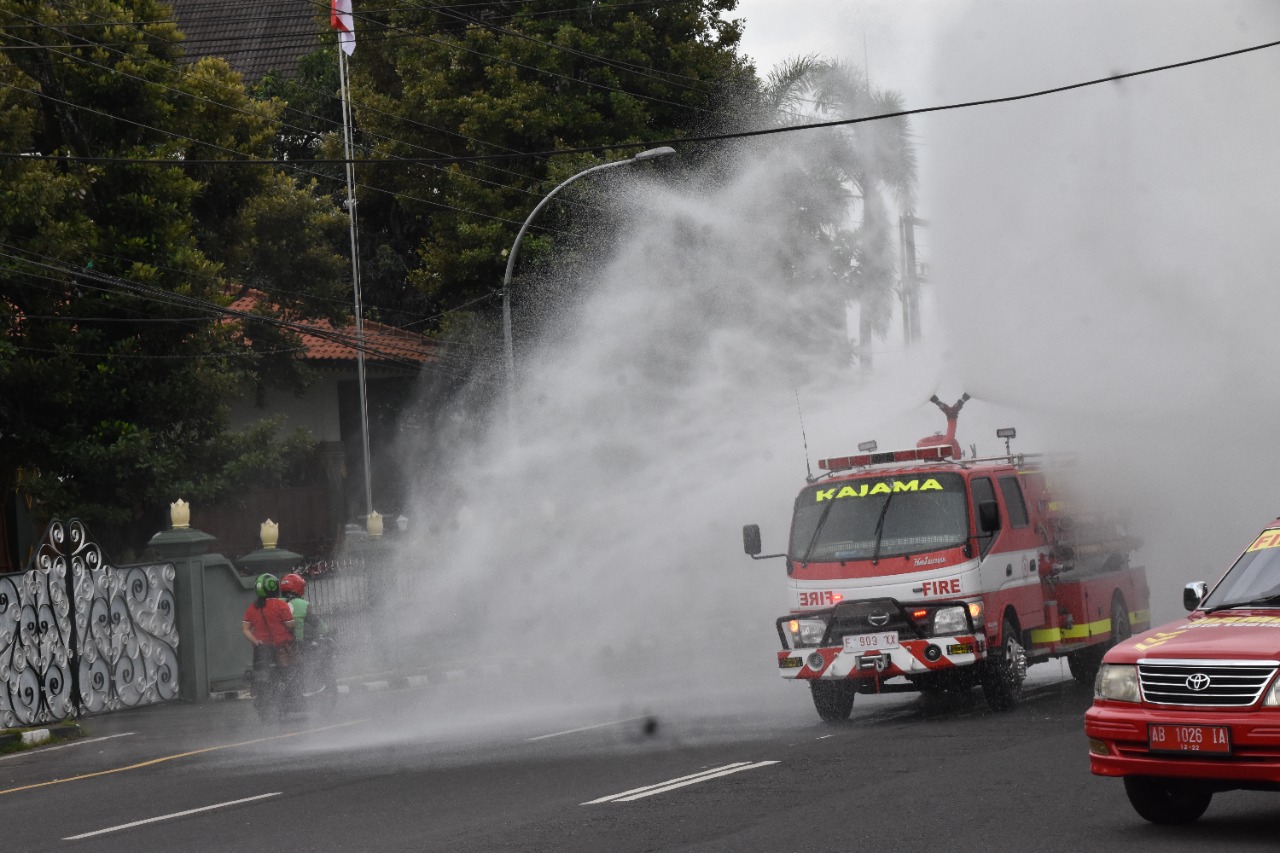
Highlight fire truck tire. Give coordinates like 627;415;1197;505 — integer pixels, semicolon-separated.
810;681;856;722
1067;595;1132;685
1122;776;1212;824
981;614;1026;712
1110;595;1132;644
1066;648;1103;685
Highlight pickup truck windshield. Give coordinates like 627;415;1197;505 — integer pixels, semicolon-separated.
789;472;968;563
1201;533;1280;610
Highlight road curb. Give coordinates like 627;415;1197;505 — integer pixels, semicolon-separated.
0;722;83;749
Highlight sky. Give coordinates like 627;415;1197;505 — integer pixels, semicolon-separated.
730;0;952;103
725;0;1280;610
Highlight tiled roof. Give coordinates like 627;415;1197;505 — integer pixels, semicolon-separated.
170;0;324;84
226;289;437;367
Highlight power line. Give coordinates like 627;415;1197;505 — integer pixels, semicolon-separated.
1;10;597;221
8;31;1276;168
0;247;485;373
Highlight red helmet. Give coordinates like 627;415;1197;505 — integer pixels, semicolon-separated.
280;573;306;597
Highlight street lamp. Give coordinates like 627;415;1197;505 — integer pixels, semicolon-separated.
501;146;676;390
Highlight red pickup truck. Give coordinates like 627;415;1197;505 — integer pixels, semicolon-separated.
1085;519;1280;823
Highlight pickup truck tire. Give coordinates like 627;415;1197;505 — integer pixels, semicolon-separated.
810;681;856;722
1123;776;1212;824
981;615;1027;711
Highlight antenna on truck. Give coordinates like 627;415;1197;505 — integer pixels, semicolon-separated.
794;388;814;482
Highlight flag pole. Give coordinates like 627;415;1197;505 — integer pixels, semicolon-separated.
336;25;373;520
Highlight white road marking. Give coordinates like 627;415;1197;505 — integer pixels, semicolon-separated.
63;792;282;840
0;732;136;761
583;761;780;804
526;716;647;742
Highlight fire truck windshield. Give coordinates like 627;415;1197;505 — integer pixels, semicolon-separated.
1201;541;1280;611
789;472;968;563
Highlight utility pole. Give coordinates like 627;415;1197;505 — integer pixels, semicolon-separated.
899;214;928;344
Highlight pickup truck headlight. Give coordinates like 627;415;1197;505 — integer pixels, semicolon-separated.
931;605;968;636
1262;676;1280;706
1095;663;1141;703
785;617;829;648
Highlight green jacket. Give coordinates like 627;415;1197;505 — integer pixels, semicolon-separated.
285;596;324;642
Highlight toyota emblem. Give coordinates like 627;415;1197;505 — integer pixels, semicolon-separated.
1186;673;1211;692
868;609;890;627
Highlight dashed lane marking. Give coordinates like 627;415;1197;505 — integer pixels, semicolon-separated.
583;761;780;804
526;716;648;742
63;792;282;840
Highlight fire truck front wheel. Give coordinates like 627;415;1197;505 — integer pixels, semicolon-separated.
981;614;1027;712
810;681;856;722
1122;776;1212;824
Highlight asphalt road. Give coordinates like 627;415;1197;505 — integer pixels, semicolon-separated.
4;662;1280;852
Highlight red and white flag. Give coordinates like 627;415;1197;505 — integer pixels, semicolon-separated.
332;0;355;56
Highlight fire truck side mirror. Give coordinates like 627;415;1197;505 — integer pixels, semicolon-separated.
1183;581;1208;612
743;524;763;557
977;500;1001;534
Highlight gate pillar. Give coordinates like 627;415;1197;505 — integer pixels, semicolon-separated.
148;526;219;702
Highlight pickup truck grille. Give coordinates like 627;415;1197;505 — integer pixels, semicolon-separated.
1138;660;1278;707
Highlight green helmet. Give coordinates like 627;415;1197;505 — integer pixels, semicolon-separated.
255;573;280;598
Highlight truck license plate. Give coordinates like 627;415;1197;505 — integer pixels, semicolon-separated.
844;631;898;652
1148;724;1231;755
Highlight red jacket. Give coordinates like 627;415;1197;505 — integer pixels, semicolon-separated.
243;598;294;647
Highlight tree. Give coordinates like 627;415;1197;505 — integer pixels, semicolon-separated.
0;0;348;557
274;1;753;341
756;57;917;366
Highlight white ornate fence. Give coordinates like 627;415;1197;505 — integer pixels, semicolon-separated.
0;519;179;727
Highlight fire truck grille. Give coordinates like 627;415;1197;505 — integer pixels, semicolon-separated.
1138;661;1277;707
827;599;921;640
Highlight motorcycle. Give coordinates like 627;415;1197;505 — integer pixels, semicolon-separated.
250;635;338;721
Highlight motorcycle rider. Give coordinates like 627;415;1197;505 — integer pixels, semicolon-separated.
280;572;325;642
242;573;299;714
280;571;335;710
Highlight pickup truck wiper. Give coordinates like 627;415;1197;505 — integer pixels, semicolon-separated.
1204;593;1280;614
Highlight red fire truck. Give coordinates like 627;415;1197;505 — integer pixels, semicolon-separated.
743;395;1150;721
1086;518;1280;824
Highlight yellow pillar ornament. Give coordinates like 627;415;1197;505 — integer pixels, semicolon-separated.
260;519;279;549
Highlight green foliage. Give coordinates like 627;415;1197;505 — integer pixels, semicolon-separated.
0;0;345;537
756;57;918;357
277;1;753;333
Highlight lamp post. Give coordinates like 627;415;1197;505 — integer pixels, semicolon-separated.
501;146;676;391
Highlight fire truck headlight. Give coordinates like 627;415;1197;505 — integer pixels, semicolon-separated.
786;617;829;648
1095;664;1140;703
797;618;828;646
931;606;968;636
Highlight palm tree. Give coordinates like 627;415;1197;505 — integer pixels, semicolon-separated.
758;58;918;368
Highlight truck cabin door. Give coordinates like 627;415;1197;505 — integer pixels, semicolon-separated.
971;476;1000;557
